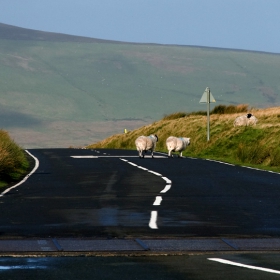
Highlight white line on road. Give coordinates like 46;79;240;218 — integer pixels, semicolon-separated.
160;185;171;193
162;177;172;184
153;196;162;206
137;166;148;171
0;150;39;197
71;155;167;158
208;258;280;274
119;158;172;229
149;211;158;229
148;170;162;176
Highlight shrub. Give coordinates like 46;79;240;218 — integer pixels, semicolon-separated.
0;130;29;182
211;104;249;114
162;112;187;121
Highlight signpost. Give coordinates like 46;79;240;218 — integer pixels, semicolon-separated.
199;87;216;141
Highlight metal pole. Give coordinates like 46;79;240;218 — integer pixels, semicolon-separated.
207;88;210;141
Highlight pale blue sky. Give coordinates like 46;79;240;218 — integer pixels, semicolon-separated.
1;0;280;53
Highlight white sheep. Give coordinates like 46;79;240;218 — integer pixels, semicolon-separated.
233;113;258;127
135;134;158;158
166;136;191;158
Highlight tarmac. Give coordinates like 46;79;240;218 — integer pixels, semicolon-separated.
1;238;280;256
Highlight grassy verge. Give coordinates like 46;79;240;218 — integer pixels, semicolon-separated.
87;105;280;173
0;130;29;188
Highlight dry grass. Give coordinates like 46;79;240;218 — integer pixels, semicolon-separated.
87;106;280;172
0;130;29;185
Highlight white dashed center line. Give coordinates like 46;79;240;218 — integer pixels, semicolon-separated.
119;158;172;229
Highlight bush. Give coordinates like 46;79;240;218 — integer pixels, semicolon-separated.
162;112;187;121
211;104;249;114
0;130;29;182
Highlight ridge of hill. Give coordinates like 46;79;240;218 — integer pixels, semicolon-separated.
0;23;280;148
87;106;280;173
0;23;121;43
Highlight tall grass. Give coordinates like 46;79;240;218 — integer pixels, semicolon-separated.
162;104;251;121
211;104;250;114
87;105;280;173
0;130;29;185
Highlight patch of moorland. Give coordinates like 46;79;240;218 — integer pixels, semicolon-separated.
0;130;29;188
1;23;280;148
87;105;280;173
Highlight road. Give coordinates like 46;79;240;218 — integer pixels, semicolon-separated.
0;148;279;238
1;148;280;279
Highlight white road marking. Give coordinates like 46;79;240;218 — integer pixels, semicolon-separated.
0;150;39;197
162;177;172;184
71;155;167;158
148;171;162;176
206;159;234;166
208;258;280;274
160;185;171;193
119;157;172;229
71;156;98;158
137;166;148;171
153;196;162;206
149;211;158;229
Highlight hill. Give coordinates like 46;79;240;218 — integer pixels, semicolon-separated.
0;23;280;148
87;106;280;173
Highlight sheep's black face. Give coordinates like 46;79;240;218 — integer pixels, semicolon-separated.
155;134;158;142
247;113;252;118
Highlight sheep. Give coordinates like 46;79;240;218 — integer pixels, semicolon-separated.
135;134;158;158
166;136;191;158
233;113;258;127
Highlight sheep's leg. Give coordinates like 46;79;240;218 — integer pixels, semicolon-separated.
168;150;172;157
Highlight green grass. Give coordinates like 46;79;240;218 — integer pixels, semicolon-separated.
0;130;29;187
87;105;280;173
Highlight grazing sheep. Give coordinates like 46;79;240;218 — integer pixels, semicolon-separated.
233;113;258;127
135;134;158;158
166;136;191;158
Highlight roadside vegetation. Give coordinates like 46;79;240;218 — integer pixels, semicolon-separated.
0;130;29;188
87;105;280;173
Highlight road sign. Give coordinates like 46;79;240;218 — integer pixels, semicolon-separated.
199;87;216;103
199;87;216;141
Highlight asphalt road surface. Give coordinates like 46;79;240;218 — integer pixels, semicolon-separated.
1;253;280;280
1;148;280;279
0;148;280;239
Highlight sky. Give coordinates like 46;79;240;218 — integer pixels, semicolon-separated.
1;0;280;53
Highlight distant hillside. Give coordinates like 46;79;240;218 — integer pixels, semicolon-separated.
0;23;280;148
0;23;120;43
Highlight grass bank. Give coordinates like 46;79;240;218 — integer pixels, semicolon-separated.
87;105;280;173
0;130;29;188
